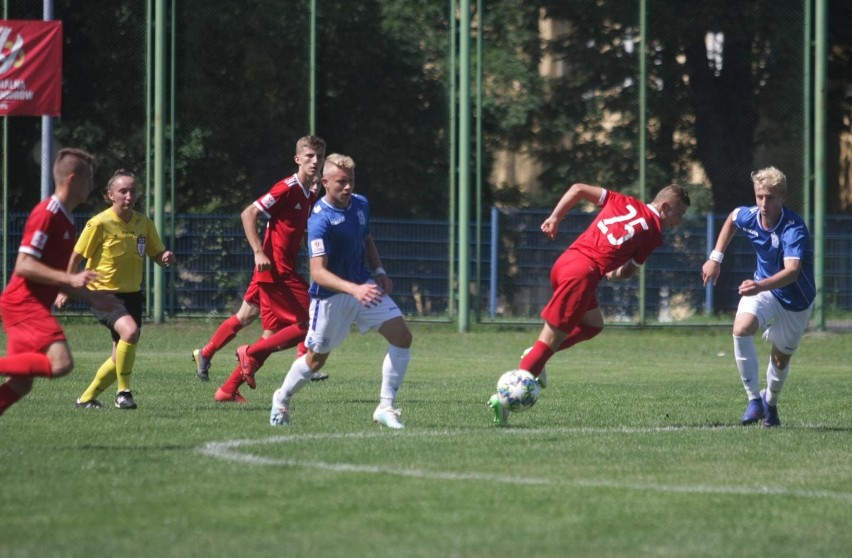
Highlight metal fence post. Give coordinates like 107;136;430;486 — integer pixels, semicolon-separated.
489;206;499;318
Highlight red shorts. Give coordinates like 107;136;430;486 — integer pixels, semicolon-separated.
1;301;66;354
243;279;261;306
540;251;602;333
258;274;310;331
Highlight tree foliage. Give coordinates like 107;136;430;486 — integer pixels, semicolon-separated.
3;0;849;218
533;0;809;212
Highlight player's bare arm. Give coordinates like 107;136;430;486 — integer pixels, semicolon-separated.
606;260;640;281
364;234;393;295
55;251;86;308
738;258;802;296
309;255;383;307
541;183;603;240
155;250;176;267
14;252;97;289
66;287;123;312
241;203;270;271
702;211;737;287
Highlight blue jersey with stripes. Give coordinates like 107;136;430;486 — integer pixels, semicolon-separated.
307;194;373;299
732;205;815;311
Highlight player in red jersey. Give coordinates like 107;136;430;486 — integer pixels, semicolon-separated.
212;135;327;403
489;182;691;425
191;279;262;382
0;148;122;416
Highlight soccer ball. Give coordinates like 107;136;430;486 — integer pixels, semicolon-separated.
495;369;540;412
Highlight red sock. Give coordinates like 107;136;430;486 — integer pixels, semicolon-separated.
0;380;29;416
519;341;553;377
203;315;244;359
556;324;603;351
218;366;245;394
247;323;307;361
0;353;53;377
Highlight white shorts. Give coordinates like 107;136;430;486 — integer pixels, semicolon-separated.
304;287;403;354
737;291;813;354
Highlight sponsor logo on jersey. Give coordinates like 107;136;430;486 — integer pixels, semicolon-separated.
32;230;48;250
330;215;345;226
295;202;301;210
743;228;758;237
260;193;276;209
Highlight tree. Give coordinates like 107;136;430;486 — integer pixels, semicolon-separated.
3;0;849;220
537;0;806;214
5;1;148;214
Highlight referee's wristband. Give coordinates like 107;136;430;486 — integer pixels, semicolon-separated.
373;267;387;276
709;250;724;263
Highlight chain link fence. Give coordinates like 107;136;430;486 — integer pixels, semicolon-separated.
2;1;850;329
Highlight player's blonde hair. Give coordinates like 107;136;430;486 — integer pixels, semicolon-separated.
751;166;787;193
324;153;355;174
296;135;326;155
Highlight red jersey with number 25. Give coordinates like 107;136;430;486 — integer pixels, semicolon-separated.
252;173;316;283
567;189;663;275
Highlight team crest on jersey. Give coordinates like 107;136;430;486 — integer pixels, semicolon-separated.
137;236;146;256
310;238;326;256
260;193;276;209
32;230;48;250
357;210;366;225
770;232;779;249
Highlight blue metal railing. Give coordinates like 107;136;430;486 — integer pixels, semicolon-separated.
3;210;851;326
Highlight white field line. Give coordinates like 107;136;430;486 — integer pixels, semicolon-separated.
196;428;852;502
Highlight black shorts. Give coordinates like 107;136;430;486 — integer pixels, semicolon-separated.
92;291;144;342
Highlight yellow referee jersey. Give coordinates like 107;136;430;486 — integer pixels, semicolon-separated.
74;208;166;293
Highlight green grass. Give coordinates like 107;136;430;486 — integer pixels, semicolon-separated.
2;321;851;558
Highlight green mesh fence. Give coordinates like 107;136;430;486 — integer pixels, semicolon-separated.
2;1;849;328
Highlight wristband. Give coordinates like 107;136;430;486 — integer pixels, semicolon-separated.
709;250;724;263
373;267;387;276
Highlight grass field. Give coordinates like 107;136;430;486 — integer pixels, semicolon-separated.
2;320;851;558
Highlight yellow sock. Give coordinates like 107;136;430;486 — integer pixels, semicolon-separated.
116;340;137;392
79;357;117;402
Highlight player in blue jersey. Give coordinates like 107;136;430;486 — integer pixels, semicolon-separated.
269;153;412;429
702;166;815;428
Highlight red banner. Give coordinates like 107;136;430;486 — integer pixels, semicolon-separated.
0;20;62;117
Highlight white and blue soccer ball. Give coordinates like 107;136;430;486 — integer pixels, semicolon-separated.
495;369;540;412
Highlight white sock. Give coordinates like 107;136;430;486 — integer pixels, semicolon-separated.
379;345;410;409
274;355;314;407
733;335;760;400
765;360;790;405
